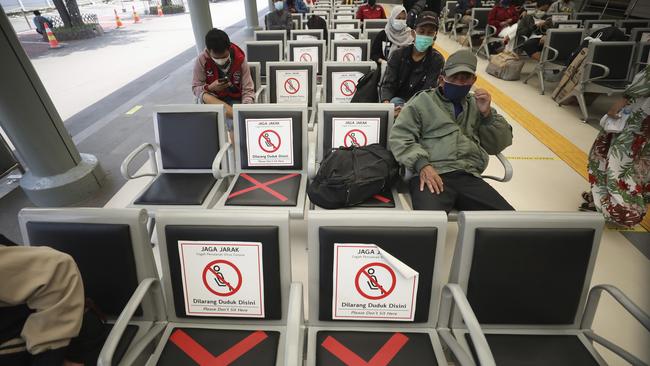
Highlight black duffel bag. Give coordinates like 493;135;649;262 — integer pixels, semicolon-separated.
308;144;398;209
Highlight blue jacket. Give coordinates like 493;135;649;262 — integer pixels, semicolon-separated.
286;0;309;14
455;0;482;14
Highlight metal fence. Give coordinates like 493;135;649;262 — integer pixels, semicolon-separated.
49;12;99;26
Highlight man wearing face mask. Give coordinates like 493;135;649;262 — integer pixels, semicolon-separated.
388;50;514;212
380;11;445;116
192;28;255;130
265;0;292;31
356;0;386;21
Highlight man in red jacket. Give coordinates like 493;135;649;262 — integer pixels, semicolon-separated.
356;0;387;20
488;0;521;35
192;29;255;130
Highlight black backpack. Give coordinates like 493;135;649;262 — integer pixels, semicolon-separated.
351;68;381;103
307;144;399;209
305;15;328;39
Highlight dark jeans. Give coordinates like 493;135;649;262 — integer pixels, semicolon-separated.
409;170;514;212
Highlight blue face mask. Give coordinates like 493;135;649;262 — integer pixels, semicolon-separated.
274;1;284;11
414;34;435;52
443;80;472;101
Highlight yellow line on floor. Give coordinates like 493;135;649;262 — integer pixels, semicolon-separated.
434;46;650;232
125;105;142;115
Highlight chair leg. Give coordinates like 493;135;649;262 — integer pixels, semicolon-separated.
537;69;545;95
468;33;473;49
576;91;589;122
523;66;536;84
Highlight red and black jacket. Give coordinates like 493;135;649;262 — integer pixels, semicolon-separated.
203;43;246;100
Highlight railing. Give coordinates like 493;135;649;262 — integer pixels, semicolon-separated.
49;13;99;27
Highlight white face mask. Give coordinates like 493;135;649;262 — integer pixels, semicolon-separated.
392;19;407;31
212;56;230;67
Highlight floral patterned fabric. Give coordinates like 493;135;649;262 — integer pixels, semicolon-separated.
588;66;650;227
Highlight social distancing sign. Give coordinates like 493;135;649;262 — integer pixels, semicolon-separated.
337;46;363;62
332;117;380;148
334;32;355;41
293;46;319;72
332;243;418;321
331;71;364;103
276;69;309;104
246;118;294;166
178;241;265;317
296;35;318;41
337;23;356;30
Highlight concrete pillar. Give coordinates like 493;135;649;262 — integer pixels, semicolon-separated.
243;0;260;29
187;0;213;54
0;7;103;206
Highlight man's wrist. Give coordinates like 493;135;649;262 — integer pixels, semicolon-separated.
414;158;431;173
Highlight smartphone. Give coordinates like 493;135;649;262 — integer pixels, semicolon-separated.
218;76;229;83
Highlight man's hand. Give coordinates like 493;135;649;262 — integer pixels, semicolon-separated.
607;97;628;118
474;88;492;117
208;79;231;93
419;165;444;194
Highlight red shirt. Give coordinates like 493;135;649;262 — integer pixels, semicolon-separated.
488;5;520;33
356;4;386;20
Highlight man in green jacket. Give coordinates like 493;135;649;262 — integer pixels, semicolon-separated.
388;49;514;211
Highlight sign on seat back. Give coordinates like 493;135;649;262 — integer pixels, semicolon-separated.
237;110;304;170
25;222;140;317
317;226;438;322
466;228;595;325
321;110;390;154
268;63;316;106
158;112;220;170
164;225;283;320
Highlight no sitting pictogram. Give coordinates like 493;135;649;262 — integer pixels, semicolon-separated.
354;262;396;300
342;52;357;62
344;129;367;147
258;129;281;153
284;77;301;95
299;53;313;62
339;79;357;97
202;259;242;297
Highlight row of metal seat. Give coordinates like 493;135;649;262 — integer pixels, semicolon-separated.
16;207;648;365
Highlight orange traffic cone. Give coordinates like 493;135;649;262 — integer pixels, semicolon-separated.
157;4;163;16
114;9;124;28
132;5;141;23
43;23;61;49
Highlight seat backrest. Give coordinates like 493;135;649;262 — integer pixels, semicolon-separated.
445;1;458;17
586;41;635;81
472;8;490;29
448;212;603;330
291;29;325;40
330;39;371;62
618;20;650;35
329;29;362;43
574;12;600;21
322;61;375;103
553;20;582;29
245;41;284;77
155;105;226;172
630;27;650;42
364;19;388;30
584;19;616;30
307;211;447;328
254;30;287;54
155;210;291;325
248;62;261;93
266;62;317;107
291;13;303;29
633;42;650;75
287;40;326;74
316;103;394;162
545;29;585;64
18;208;163;321
233;104;307;172
332;19;361;30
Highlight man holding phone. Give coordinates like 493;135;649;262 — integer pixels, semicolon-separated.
192;28;255;130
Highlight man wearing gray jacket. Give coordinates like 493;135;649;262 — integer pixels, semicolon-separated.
388;50;514;212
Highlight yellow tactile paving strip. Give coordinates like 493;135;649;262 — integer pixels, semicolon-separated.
433;45;650;232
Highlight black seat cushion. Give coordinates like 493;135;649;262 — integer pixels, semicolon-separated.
592;80;630;89
355;188;395;208
465;333;599;366
316;331;437;365
226;173;301;207
158;328;279;366
135;173;216;205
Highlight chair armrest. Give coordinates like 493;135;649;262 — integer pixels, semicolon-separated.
582;62;610;84
544;45;560;63
284;282;305;366
485;24;497;37
98;278;165;366
482;153;513;182
212;141;232;179
399;165;415;183
580;284;650;366
438;284;496;366
308;145;317;180
256;86;267;103
120;143;158;180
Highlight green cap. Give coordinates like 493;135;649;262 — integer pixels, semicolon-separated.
443;50;477;76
